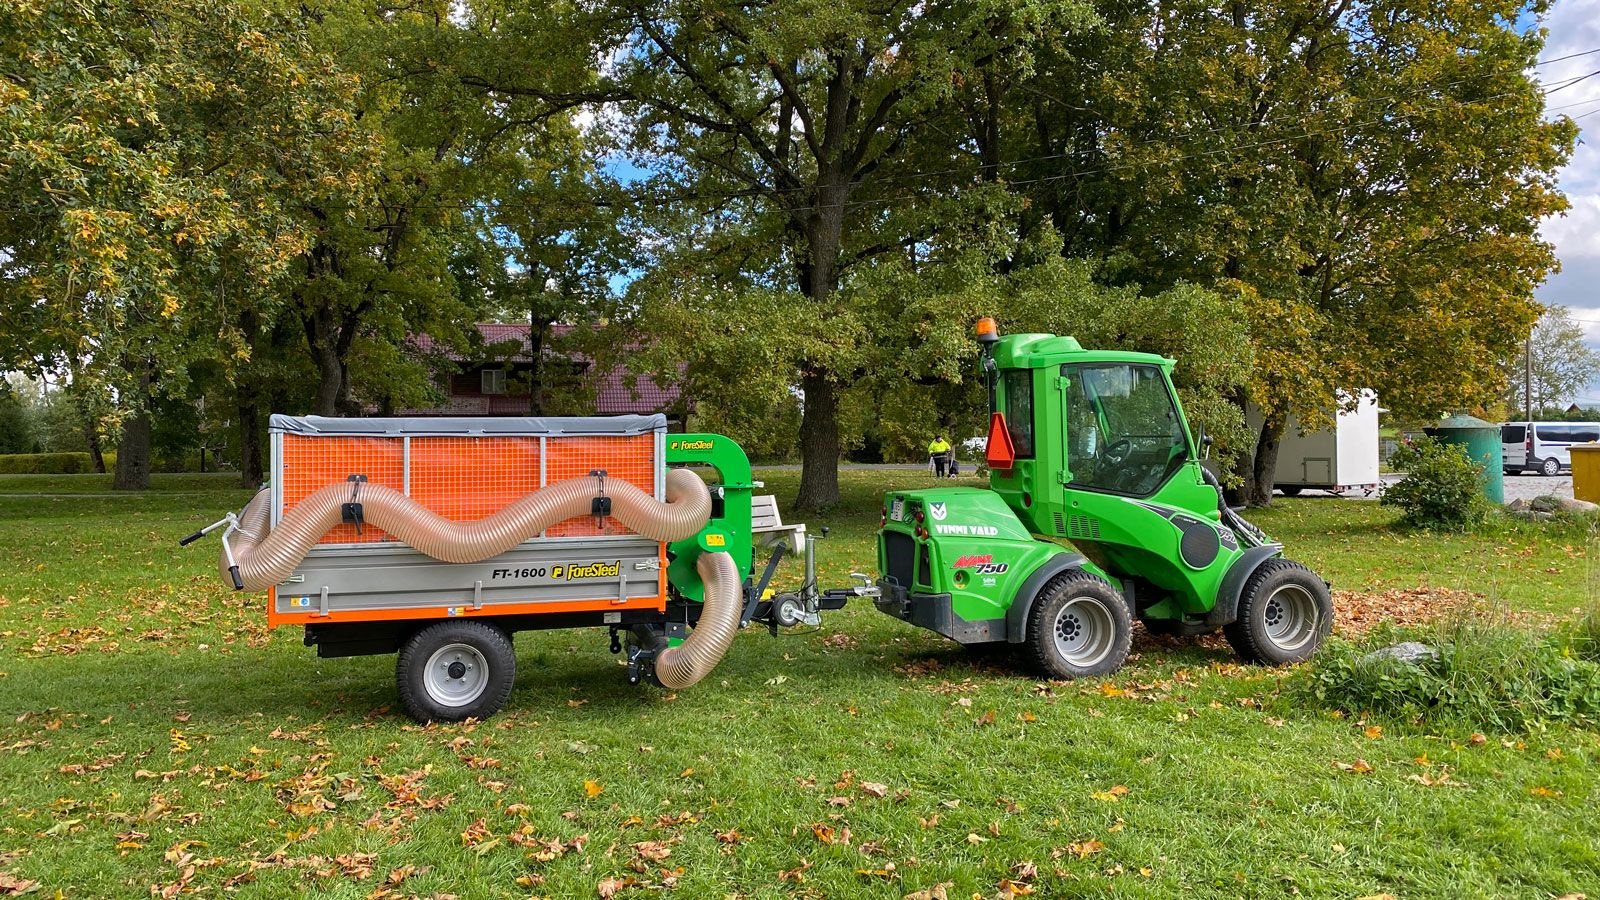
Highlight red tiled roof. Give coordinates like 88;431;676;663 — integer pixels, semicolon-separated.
409;323;684;417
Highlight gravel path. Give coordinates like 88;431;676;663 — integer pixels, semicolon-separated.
1290;471;1573;503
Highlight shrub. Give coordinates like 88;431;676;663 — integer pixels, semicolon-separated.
0;452;103;474
1380;437;1492;529
1296;610;1600;732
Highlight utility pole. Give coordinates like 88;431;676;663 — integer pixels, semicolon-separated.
1525;335;1533;420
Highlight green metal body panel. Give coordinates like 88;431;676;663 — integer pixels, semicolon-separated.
664;433;754;602
876;332;1273;641
877;488;1095;627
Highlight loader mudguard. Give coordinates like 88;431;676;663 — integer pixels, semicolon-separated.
1204;544;1284;626
1004;551;1095;644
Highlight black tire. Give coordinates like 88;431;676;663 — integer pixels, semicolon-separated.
1141;616;1218;638
397;620;516;723
1542;457;1561;477
1223;559;1332;665
1025;571;1133;679
1278;485;1303;497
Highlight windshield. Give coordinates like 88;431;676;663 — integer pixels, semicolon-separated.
1064;364;1188;496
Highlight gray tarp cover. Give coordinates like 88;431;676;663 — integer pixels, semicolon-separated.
269;413;666;436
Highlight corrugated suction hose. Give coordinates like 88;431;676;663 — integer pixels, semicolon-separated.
653;550;742;689
223;468;710;591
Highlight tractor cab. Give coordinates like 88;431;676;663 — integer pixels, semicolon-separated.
873;318;1332;680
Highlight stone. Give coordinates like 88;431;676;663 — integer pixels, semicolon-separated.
1506;498;1529;512
1557;497;1599;514
1529;495;1564;513
1360;641;1440;666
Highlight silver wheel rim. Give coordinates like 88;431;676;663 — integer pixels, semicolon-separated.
1053;597;1116;668
1261;584;1320;652
423;642;489;708
1545;458;1560;476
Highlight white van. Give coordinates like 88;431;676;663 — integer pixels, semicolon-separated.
1501;421;1600;475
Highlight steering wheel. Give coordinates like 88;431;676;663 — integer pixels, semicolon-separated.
1103;438;1133;466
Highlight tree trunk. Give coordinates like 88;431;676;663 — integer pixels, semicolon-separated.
795;371;841;510
1246;414;1286;507
114;366;153;490
792;186;847;513
238;392;263;488
113;414;151;489
83;409;105;474
304;305;359;416
528;314;548;416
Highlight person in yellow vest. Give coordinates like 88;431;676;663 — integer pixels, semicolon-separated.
928;435;952;477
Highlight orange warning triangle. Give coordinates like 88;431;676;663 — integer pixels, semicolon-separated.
985;411;1016;470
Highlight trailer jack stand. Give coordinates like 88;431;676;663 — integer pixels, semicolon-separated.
179;511;246;590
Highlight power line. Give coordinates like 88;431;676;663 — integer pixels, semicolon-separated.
1533;46;1600;67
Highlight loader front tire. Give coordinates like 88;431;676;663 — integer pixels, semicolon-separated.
397;620;516;723
1025;571;1132;680
1224;559;1332;665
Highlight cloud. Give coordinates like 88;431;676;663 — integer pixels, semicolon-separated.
1535;0;1600;394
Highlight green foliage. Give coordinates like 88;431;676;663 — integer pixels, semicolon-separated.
0;387;36;455
1570;602;1600;665
1380;438;1493;529
0;452;115;474
1503;307;1600;417
1299;613;1600;732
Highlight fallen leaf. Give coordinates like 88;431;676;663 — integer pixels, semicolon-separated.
1063;839;1104;860
1363;725;1383;740
1090;785;1130;802
861;782;889;799
1334;759;1374;774
998;877;1035;897
584;779;604;798
0;873;38;895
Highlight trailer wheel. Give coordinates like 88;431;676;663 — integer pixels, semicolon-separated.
397;620;516;723
1025;571;1132;679
1223;559;1332;665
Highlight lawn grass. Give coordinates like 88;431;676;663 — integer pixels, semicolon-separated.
0;471;1595;898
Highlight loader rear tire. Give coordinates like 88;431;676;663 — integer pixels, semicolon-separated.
397;620;516;723
1224;559;1332;665
1025;571;1132;680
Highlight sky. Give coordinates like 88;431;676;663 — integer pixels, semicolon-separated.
1538;0;1600;403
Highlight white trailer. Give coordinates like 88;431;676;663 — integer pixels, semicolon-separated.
1247;392;1382;496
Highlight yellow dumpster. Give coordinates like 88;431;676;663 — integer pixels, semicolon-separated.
1570;443;1600;503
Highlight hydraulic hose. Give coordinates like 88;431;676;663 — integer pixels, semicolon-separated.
653;550;742;689
223;468;711;591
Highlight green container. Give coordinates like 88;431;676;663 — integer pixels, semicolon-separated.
1425;413;1504;505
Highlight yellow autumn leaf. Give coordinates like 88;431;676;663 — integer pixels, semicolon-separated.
583;779;604;798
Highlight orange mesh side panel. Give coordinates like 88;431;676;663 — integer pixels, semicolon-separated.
545;433;657;537
280;435;405;543
408;436;542;521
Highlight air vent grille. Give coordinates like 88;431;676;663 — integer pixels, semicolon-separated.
1068;515;1101;539
1053;512;1066;535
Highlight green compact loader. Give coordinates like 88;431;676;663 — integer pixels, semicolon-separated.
874;318;1333;678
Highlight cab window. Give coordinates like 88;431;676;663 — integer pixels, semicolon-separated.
1064;364;1187;496
1003;370;1035;458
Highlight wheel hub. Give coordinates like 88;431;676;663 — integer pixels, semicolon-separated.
1051;597;1115;668
423;642;489;708
1261;584;1318;652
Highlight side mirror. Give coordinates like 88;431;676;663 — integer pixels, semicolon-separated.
1198;429;1214;460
